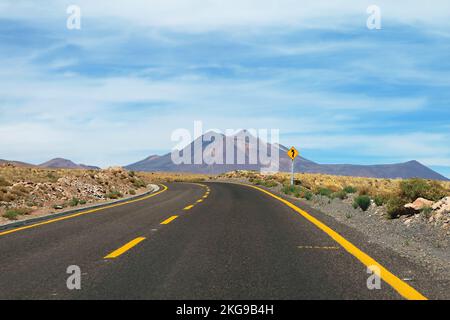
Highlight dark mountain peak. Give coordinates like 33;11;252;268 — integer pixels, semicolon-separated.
404;160;421;165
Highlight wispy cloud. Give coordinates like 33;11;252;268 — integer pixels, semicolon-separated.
0;1;449;177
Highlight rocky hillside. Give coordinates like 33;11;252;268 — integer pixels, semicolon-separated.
0;165;152;223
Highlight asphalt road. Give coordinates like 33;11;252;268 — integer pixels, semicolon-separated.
0;182;438;299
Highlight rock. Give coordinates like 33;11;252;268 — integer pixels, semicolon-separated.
404;198;434;211
431;197;450;215
106;166;124;173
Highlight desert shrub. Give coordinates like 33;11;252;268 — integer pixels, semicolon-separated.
26;201;36;207
3;210;19;220
358;185;370;196
106;190;123;199
69;197;79;207
303;191;313;200
373;195;385;206
399;178;446;202
343;186;357;194
282;185;294;194
79;200;87;205
0;176;12;187
262;180;278;188
46;172;59;182
253;179;263;185
353;195;371;211
3;208;32;220
421;206;433;219
332;190;348;200
129;189;136;195
385;196;410;219
317;187;333;198
132;179;146;188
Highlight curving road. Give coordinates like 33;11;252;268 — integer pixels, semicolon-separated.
0;182;443;299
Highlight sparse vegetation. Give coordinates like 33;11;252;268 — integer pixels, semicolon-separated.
1;166;199;223
343;186;357;194
303;190;313;200
353;195;371;211
106;190;123;199
316;187;333;198
399;178;446;202
0;176;12;187
282;185;298;195
373;195;385;207
69;197;80;207
332;190;348;200
3;208;32;220
386;196;408;219
46;172;59;183
220;171;450;220
132;179;147;189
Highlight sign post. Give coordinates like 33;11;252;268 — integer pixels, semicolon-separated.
287;146;299;186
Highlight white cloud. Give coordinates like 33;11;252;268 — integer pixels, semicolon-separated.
2;0;450;31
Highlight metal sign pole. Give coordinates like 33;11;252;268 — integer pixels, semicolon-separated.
290;158;294;186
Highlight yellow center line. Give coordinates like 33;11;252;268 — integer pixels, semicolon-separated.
104;237;146;259
0;184;169;237
160;215;179;225
183;205;194;210
202;195;208;198
196;199;203;203
240;183;427;301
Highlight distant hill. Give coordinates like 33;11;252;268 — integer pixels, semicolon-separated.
0;159;36;167
39;158;100;170
126;131;449;181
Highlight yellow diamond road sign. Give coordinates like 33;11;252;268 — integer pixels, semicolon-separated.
287;146;299;160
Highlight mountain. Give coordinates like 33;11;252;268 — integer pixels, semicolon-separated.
126;131;449;181
39;158;100;170
0;159;35;167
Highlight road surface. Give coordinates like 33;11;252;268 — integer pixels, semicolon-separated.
0;182;442;299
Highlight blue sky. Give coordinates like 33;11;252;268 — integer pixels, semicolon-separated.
0;1;450;177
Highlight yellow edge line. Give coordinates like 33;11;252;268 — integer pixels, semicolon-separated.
160;215;178;225
244;183;427;301
104;237;146;259
0;184;169;237
183;205;194;210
